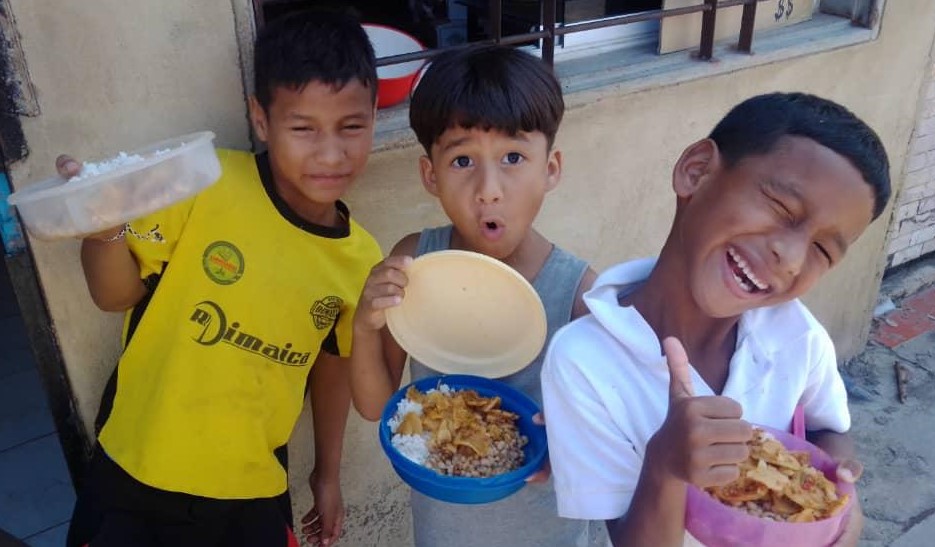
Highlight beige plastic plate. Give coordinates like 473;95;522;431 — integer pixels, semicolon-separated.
386;250;547;378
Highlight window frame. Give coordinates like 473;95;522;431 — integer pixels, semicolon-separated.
253;0;879;68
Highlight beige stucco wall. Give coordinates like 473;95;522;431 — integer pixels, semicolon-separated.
5;0;933;545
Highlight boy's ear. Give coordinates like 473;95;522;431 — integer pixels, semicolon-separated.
673;138;721;199
545;148;562;192
419;155;440;197
248;95;269;143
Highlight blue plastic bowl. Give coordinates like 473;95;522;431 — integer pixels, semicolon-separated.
379;374;547;504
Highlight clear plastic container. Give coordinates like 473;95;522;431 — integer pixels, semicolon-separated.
7;131;221;240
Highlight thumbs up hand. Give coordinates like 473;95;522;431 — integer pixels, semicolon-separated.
647;337;754;488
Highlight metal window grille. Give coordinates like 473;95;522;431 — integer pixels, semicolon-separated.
253;1;873;71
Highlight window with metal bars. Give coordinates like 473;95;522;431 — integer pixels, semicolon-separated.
252;1;879;86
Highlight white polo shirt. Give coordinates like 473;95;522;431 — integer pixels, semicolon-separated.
541;258;849;541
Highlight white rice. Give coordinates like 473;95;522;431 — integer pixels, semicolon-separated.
389;384;453;465
388;397;423;433
68;148;173;183
391;433;430;465
426;383;452;395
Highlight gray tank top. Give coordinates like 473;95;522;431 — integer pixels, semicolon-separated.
408;225;592;547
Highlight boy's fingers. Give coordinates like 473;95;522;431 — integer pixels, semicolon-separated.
837;459;863;483
701;442;750;466
301;509;321;524
378;266;409;287
525;459;551;483
383;255;413;271
370;295;403;310
320;515;342;546
693;396;746;420
702;463;742;487
663;337;694;402
325;512;344;546
55;154;81;178
532;412;545;426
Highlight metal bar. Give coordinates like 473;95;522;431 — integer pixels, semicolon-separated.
542;0;557;66
851;0;875;28
718;0;769;7
553;5;711;36
500;31;550;46
377;48;444;67
489;0;502;43
373;0;741;68
699;0;718;60
738;0;757;53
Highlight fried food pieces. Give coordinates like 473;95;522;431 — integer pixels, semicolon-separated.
705;429;849;522
399;386;527;477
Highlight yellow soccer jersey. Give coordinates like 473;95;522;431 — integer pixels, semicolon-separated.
98;149;382;499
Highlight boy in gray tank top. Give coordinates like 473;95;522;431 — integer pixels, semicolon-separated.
346;44;599;547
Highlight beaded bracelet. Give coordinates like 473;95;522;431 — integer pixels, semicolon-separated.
95;224;127;243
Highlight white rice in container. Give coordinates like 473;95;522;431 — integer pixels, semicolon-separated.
68;148;174;183
388;383;527;477
391;434;430;465
389;386;449;465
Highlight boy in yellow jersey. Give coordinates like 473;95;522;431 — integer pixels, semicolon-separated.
60;10;381;547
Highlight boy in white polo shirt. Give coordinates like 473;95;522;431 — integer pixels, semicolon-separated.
541;93;891;547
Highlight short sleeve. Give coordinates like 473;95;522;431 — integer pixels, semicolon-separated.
126;195;197;279
541;327;645;520
329;231;383;358
321;317;340;356
800;331;850;433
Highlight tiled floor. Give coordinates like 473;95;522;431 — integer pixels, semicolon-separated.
0;258;75;545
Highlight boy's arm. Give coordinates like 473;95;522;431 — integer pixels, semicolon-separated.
808;430;863;547
56;156;147;312
81;234;148;312
808;430;856;462
347;234;417;421
608;339;752;547
544;336;752;547
605;459;689;547
304;350;350;546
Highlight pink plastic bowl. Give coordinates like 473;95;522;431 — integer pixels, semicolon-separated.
363;24;426;108
685;426;855;547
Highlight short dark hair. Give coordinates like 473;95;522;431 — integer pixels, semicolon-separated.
253;9;377;110
409;44;564;153
709;92;891;219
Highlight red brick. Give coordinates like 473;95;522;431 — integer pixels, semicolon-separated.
871;285;935;347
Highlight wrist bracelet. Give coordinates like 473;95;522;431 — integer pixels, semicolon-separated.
96;225;127;243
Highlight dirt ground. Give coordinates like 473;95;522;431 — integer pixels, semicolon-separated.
843;254;935;547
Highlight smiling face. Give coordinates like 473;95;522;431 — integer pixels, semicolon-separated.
673;135;875;318
419;127;561;260
249;79;375;213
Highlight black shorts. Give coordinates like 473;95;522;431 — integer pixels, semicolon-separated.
66;446;297;547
